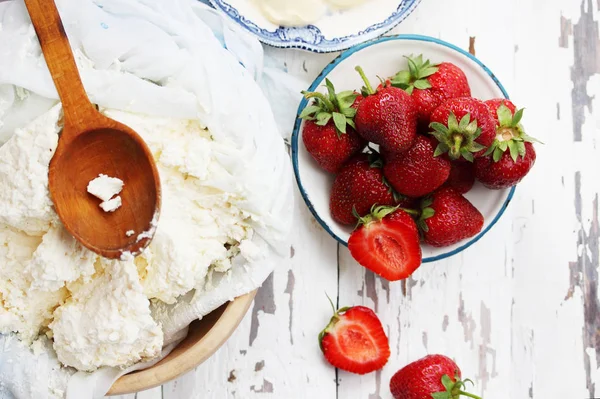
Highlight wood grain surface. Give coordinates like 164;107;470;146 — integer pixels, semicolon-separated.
110;0;600;397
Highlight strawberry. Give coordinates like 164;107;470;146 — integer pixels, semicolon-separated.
319;303;390;375
389;354;481;399
300;79;366;173
330;153;399;225
417;188;483;247
348;206;422;281
475;142;536;189
485;98;516;115
474;100;539;189
354;66;418;153
443;162;475;194
428;97;496;162
391;55;471;126
382;135;451;198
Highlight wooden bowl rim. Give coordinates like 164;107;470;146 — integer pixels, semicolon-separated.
107;291;256;395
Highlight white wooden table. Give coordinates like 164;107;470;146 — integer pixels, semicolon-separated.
114;0;600;397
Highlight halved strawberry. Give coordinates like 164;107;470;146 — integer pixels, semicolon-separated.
348;206;422;281
319;303;390;375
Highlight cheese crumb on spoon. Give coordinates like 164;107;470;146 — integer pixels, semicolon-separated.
87;174;124;212
99;196;122;213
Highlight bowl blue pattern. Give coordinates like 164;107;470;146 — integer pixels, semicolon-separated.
291;34;516;263
207;0;422;52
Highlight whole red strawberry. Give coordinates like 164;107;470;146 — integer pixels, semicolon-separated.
330;153;399;225
354;66;417;153
418;187;483;247
391;55;471;126
382;135;451;198
429;97;496;161
348;206;422;281
320;303;390;375
301;79;366;173
390;354;481;399
475;99;539;189
485;98;516;115
443;162;475;194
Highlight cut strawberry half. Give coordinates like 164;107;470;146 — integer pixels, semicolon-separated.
348;206;422;281
319;303;390;375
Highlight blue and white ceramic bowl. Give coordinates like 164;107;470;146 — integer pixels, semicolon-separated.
292;35;515;262
207;0;422;52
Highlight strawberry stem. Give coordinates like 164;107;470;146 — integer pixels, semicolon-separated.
355;66;375;95
451;135;463;158
458;390;482;399
400;208;420;218
325;293;336;314
302;91;335;112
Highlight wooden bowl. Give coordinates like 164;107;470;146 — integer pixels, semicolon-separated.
107;291;256;395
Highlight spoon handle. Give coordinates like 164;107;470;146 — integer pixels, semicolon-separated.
24;0;98;135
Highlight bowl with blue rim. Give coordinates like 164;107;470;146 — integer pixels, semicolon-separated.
292;34;515;262
207;0;422;52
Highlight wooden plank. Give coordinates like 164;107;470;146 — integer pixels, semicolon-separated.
136;387;163;399
162;188;340;398
336;0;518;397
161;0;600;397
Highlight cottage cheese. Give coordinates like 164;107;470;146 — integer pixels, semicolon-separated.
0;228;67;344
99;196;122;212
87;174;124;202
87;174;124;212
25;224;96;292
254;0;371;26
0;105;257;371
50;260;163;371
103;110;254;304
0;105;60;236
255;0;327;27
326;0;369;9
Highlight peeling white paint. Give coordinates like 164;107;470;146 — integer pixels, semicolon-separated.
109;0;600;398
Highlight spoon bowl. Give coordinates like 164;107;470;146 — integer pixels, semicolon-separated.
49;123;160;259
25;0;161;259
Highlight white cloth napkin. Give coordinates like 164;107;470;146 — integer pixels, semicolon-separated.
0;0;307;397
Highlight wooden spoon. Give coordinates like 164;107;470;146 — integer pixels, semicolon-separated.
25;0;161;259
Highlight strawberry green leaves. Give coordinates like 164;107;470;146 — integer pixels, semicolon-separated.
497;104;523;127
355;204;399;227
332;112;349;133
301;78;358;136
417;197;434;233
391;54;440;94
483;137;525;163
485;104;542;163
430;374;482;399
429;112;486;162
318;294;350;351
